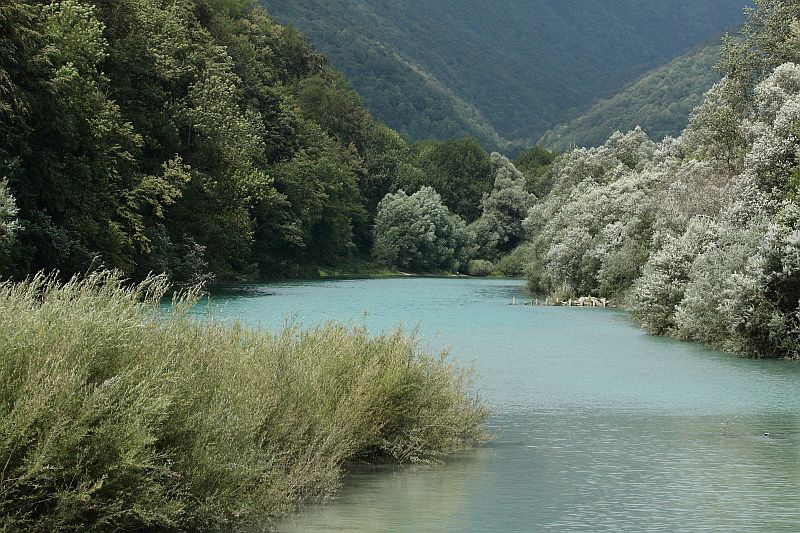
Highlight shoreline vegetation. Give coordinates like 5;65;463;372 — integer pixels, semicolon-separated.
0;272;488;531
520;0;800;361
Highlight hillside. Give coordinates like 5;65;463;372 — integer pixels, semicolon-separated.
0;0;457;282
539;43;723;151
260;0;746;151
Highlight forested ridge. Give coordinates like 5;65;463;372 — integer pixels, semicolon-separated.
261;0;746;151
539;42;723;152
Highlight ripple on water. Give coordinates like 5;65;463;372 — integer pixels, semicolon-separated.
199;279;800;532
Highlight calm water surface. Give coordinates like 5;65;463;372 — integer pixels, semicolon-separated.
197;278;800;532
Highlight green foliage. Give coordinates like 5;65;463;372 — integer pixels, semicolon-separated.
0;178;19;255
262;0;745;150
260;144;366;269
0;0;444;282
514;145;558;196
466;259;493;277
373;187;474;273
493;244;533;278
718;0;800;109
540;43;724;151
470;153;536;260
412;138;493;222
0;272;488;530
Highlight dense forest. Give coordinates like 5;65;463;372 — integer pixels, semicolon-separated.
539;43;723;151
520;0;800;359
0;0;555;284
261;0;746;151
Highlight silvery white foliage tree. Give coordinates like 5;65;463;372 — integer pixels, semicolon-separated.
522;128;657;297
629;63;800;356
373;187;474;272
630;216;720;335
0;179;19;254
653;158;731;237
470;153;536;260
669;63;800;356
669;201;800;358
541;170;657;297
742;62;800;196
519;0;800;358
602;126;656;170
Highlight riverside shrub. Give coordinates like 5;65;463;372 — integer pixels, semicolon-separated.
466;259;494;277
0;272;487;531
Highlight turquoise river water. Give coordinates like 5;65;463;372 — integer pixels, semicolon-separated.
197;278;800;532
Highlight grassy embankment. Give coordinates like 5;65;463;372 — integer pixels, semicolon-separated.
0;272;487;531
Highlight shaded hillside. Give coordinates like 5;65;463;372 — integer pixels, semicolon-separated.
261;0;746;150
539;43;723;151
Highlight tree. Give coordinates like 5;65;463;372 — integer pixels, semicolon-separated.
373;187;473;272
0;0;416;282
0;178;19;255
514;145;557;197
414;138;493;221
718;0;800;110
471;153;536;260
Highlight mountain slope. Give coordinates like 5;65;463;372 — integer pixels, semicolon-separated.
539;43;723;151
260;0;746;150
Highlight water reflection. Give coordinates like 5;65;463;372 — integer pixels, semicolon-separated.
280;448;492;532
278;411;800;532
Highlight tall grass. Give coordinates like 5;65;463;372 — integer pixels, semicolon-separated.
0;272;488;531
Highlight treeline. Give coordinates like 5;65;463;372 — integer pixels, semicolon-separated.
371;148;551;276
519;0;800;359
0;0;554;284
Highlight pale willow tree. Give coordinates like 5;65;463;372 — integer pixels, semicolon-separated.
631;216;720;335
522;128;657;297
373;187;474;272
470;153;536;260
629;63;800;358
668;63;800;357
519;0;800;358
0;179;19;254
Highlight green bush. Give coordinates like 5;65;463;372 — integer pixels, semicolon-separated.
466;260;494;277
0;272;487;531
493;244;533;278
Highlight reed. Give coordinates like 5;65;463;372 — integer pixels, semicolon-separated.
0;272;487;531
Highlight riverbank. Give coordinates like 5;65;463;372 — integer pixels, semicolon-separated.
0;272;488;531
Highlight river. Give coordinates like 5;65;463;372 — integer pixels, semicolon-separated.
196;278;800;532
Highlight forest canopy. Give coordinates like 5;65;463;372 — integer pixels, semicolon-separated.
260;0;746;151
0;0;530;283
